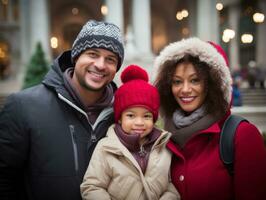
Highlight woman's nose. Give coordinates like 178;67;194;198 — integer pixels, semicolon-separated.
181;82;192;93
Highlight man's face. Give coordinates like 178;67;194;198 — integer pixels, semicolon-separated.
72;48;118;92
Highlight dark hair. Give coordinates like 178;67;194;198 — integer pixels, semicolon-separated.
154;54;228;119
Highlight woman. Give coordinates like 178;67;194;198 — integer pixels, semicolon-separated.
154;37;266;200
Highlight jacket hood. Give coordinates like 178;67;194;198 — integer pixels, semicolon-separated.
154;37;232;106
42;50;73;90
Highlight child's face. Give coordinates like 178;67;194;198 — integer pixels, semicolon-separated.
119;106;154;140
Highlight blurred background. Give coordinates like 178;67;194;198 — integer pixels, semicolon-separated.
0;0;265;133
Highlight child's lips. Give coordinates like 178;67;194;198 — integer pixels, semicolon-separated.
132;129;145;134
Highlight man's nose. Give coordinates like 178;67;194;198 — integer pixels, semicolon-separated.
95;57;105;70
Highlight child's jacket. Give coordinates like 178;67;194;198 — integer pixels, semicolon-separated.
81;124;180;200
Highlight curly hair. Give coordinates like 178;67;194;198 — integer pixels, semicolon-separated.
154;55;229;119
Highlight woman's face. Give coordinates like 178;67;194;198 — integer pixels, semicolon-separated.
171;62;206;113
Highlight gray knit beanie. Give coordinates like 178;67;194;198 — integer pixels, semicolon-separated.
71;20;124;71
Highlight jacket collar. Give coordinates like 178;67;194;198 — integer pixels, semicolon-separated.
42;50;73;97
167;120;222;158
102;125;171;155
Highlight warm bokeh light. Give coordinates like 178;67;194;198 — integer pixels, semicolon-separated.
223;29;235;39
0;48;6;58
50;37;58;49
222;35;230;43
176;9;189;21
181;9;189;18
216;3;223;11
253;12;265;23
182;27;190;35
0;44;8;58
72;8;79;15
241;34;253;43
101;5;108;16
176;12;183;20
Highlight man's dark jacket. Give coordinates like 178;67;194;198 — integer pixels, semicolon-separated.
0;51;115;200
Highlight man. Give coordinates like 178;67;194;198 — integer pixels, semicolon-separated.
0;20;124;200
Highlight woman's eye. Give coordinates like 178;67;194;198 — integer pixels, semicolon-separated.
191;78;200;84
172;79;181;85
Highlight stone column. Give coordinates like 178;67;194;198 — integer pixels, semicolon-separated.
104;0;124;34
7;0;13;22
0;2;2;20
228;4;240;71
19;0;30;66
29;0;51;61
256;0;266;69
188;0;197;36
132;0;152;57
196;0;219;42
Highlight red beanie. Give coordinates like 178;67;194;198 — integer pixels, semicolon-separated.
114;65;160;122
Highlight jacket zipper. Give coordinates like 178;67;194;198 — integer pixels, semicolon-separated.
58;93;112;143
139;144;147;157
90;133;97;143
69;125;79;172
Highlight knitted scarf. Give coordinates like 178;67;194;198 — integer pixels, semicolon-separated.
165;105;221;147
114;124;161;173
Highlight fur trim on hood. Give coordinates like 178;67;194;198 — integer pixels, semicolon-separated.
154;37;232;105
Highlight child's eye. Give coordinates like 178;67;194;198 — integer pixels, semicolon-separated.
144;114;153;119
126;113;134;118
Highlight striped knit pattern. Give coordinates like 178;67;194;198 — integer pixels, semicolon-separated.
71;20;124;70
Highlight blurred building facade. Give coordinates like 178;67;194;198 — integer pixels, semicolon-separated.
0;0;266;83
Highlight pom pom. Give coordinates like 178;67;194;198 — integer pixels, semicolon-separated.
120;65;149;83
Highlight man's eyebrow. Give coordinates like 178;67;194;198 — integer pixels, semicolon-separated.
88;48;99;52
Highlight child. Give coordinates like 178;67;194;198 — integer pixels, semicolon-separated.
80;65;180;200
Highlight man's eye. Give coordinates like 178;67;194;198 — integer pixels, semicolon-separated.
87;52;98;58
106;57;118;65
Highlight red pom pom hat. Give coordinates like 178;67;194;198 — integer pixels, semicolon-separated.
114;65;160;122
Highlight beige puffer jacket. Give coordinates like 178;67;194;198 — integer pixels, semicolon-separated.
80;124;180;200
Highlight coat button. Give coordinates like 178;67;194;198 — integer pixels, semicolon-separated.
179;175;184;182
